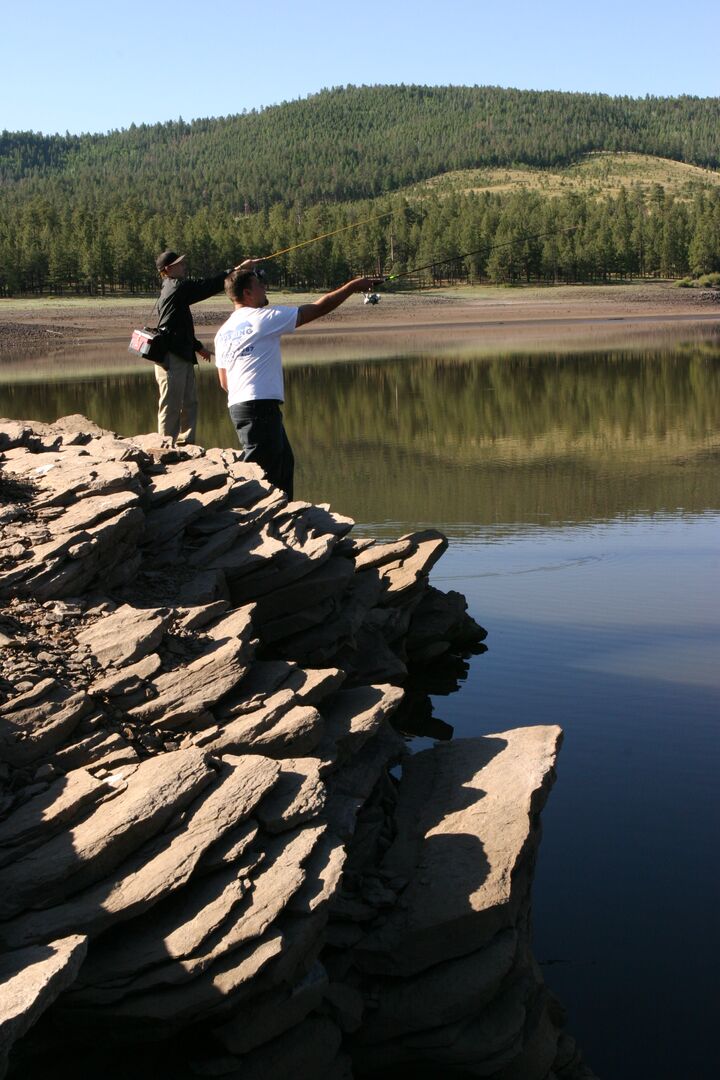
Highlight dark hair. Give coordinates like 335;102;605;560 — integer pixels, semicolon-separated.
225;269;258;302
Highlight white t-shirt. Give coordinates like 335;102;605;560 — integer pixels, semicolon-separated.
214;305;299;406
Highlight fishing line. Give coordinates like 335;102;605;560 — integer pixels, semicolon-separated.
383;224;580;282
260;210;395;262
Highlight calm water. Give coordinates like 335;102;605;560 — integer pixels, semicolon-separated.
2;338;719;1078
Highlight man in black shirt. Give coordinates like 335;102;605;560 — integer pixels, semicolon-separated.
154;250;256;444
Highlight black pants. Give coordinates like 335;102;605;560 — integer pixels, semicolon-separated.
229;399;294;499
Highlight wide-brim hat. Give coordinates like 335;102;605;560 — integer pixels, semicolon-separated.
156;250;187;272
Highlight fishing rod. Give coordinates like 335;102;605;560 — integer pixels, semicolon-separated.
382;224;580;284
259;210;395;263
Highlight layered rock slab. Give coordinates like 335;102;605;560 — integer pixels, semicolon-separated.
354;725;563;976
0;755;280;949
0;418;582;1079
0;748;215;921
0;935;88;1080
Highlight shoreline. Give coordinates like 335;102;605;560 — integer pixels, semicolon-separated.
1;282;719;364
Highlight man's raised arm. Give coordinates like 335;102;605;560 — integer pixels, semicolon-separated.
296;276;380;327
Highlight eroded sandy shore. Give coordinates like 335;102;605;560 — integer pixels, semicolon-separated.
1;282;719;363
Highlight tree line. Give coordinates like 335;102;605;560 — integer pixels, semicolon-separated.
2;84;720;296
1;184;719;296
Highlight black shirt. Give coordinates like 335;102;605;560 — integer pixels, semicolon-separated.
157;272;229;363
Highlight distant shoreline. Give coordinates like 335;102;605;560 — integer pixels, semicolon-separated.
1;282;719;362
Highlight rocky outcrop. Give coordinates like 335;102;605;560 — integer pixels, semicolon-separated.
0;416;594;1079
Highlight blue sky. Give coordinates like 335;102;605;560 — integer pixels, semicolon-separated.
2;0;718;135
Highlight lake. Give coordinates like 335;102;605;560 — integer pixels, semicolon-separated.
1;333;719;1079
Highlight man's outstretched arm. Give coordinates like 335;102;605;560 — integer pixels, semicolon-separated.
296;277;380;327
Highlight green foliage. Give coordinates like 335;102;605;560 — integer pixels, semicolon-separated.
1;85;720;294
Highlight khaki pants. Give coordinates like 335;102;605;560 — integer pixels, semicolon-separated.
154;352;198;445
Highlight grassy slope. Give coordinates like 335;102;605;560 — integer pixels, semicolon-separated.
403;152;720;201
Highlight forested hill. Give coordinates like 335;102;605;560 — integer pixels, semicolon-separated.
2;84;720;212
3;85;720;294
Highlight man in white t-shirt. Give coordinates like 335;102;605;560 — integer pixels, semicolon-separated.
214;269;378;498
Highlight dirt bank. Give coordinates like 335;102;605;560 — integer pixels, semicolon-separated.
1;282;719;359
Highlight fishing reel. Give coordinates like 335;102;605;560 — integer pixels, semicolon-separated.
363;291;381;305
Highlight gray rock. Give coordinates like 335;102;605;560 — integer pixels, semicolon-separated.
212;962;328;1056
52;731;136;772
143;483;231;546
89;652;163;697
376;529;449;604
0;420;36;450
358;929;519;1043
196;1015;342;1080
0;748;215;921
173;601;229;632
256;596;336;645
178;570;230;606
0;677;58;713
320;684;405;762
204;526;285;582
128;433;183;463
76;605;171;669
52;415;117;440
266;564;381;657
70;866;254;1002
200;689;297;748
353;972;532;1074
242;704;326;759
226;529;337;603
216;454;265;485
355;727;563;976
78;929;285;1029
128;637;255;729
0;684;93;767
274;501;353;539
406;585;487;652
0;768;120;868
224;486;285;521
288;831;347;916
256;758;327;834
333;624;408;684
197;817;259;873
226;903;329;1009
324;723;405;843
186;521;245;568
0;934;88;1079
496;995;560;1080
254;555;355;631
0;754;279;949
202;604;255;643
323;981;364;1033
69;823;323;1003
21;508;145;601
35;459;144;509
145;458;228;508
283;666;346;705
86;739;140;770
214;661;298;716
48;490;141;535
354;537;415;571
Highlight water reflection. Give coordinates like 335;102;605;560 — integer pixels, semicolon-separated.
2;345;719;532
439;512;720;1080
2;342;720;1080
